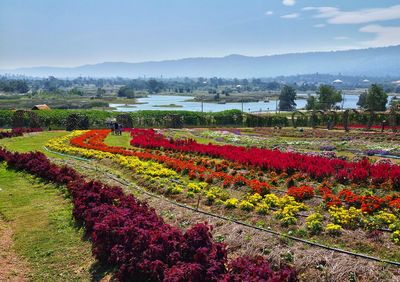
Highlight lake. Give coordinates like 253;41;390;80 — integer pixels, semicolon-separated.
110;94;361;112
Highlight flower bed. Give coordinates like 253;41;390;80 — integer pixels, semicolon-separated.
0;127;43;139
67;130;400;216
69;130;278;196
128;129;400;190
43;129;400;259
0;147;297;281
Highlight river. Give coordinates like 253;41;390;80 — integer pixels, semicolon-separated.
110;94;361;112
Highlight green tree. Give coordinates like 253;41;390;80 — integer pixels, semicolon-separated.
279;85;297;111
12;80;29;93
306;85;342;110
365;84;388;111
317;85;342;110
305;96;316;110
96;88;106;98
266;81;280;90
0;79;29;93
147;79;164;94
117;86;135;98
357;91;368;108
69;87;84;96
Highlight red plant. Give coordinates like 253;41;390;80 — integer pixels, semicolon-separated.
338;189;362;208
0;128;42;139
389;199;400;210
323;194;342;208
287;186;314;201
361;196;385;214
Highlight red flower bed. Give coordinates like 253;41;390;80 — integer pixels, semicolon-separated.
70;130;275;195
335;124;400;131
128;129;400;190
69;129;400;214
287;186;314;201
0;147;296;281
0;128;42;139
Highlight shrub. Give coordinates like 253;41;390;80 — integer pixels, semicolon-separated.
238;200;255;211
223;198;239;209
287;186;314;201
306;213;324;235
325;223;342;236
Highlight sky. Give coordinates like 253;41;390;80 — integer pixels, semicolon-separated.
1;0;400;69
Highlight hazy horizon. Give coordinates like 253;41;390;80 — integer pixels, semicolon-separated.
4;45;399;70
1;0;400;69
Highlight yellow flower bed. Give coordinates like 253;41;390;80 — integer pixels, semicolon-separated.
46;131;178;178
328;206;362;228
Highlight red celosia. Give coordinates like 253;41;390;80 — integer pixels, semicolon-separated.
127;128;400;190
287;185;314;201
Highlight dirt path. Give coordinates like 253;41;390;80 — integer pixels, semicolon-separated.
0;218;29;282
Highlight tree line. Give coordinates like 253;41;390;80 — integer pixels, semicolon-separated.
3;75;399;95
278;84;396;112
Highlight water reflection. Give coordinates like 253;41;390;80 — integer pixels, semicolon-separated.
110;94;361;112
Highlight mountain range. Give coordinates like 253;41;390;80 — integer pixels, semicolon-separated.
2;45;400;78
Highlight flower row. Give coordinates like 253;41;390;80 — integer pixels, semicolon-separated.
46;131;178;178
0;127;43;139
69;130;400;215
128;129;400;190
69;130;276;195
60;131;400;240
50;132;316;227
0;147;297;281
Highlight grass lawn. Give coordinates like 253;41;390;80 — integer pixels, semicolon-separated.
0;131;71;159
0;164;105;281
103;131;131;148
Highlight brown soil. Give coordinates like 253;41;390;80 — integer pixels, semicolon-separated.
0;219;29;281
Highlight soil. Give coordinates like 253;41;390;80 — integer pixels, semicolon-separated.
0;218;29;281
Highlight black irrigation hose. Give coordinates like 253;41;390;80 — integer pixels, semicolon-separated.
43;146;92;162
44;146;400;268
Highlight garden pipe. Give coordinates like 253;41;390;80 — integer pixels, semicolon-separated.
43;146;91;162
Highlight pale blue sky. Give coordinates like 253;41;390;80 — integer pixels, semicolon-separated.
1;0;400;68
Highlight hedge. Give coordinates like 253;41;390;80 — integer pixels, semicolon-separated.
0;109;288;129
1;109;398;129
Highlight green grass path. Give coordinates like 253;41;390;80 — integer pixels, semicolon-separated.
0;158;104;280
103;131;131;148
0;131;68;157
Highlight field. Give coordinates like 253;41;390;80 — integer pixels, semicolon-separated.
1;127;400;281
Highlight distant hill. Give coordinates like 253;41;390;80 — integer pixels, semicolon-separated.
2;45;400;78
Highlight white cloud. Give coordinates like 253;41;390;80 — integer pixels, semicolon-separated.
303;5;400;24
359;24;400;47
334;36;350;40
265;11;274;16
282;0;295;6
281;13;299;19
314;23;325;28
